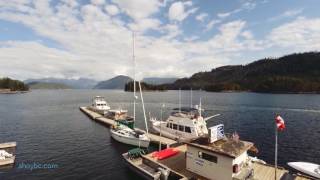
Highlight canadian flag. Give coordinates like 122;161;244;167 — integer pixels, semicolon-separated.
275;115;285;131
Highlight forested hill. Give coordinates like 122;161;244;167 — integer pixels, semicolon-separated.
0;77;29;91
168;52;320;93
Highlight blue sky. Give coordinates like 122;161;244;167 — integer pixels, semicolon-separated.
0;0;319;80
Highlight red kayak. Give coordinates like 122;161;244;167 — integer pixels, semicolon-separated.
152;148;179;160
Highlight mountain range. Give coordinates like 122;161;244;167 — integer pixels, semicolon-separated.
94;75;132;89
24;78;97;89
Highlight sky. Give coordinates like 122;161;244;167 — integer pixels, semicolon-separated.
0;0;320;81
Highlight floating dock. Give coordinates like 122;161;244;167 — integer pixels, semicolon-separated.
142;144;310;180
79;107;177;147
0;142;16;149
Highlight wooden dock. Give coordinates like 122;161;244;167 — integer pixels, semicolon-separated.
79;107;177;147
0;142;16;149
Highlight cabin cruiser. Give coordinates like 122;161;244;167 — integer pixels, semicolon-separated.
150;106;219;141
105;109;134;129
89;96;110;115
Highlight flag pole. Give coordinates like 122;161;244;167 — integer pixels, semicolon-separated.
275;120;278;180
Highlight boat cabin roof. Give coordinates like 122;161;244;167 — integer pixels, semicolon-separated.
187;137;254;158
172;107;198;113
109;109;128;113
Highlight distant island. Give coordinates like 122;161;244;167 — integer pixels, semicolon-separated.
142;77;178;85
27;82;72;89
0;77;29;93
129;52;320;93
124;81;167;92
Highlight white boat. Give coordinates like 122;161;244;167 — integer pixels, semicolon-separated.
111;125;150;148
0;142;16;166
288;162;320;178
89;96;111;115
150;105;220;141
110;32;150;148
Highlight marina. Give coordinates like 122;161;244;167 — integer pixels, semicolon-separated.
79;106;177;147
80;104;315;180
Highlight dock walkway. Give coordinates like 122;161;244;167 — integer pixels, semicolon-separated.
79;107;177;147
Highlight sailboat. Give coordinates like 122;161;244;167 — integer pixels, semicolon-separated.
110;32;150;148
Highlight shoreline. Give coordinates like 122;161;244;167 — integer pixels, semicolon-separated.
0;89;29;94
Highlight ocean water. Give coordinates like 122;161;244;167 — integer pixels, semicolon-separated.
0;90;319;180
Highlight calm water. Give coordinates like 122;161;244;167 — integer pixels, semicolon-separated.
0;90;319;180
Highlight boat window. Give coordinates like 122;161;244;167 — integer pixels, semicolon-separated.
166;123;170;128
185;126;191;133
198;151;217;163
179;125;184;132
172;124;178;130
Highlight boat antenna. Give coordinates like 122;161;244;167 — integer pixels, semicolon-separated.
179;88;181;113
190;88;193;108
138;81;148;134
132;31;137;127
159;103;165;151
199;97;202;117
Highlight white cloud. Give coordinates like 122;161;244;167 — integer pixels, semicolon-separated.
205;19;221;31
217;12;231;18
1;0;310;81
268;8;304;22
195;13;208;22
128;18;161;32
104;4;119;16
241;30;253;39
111;0;160;20
168;1;198;22
268;17;320;51
91;0;105;6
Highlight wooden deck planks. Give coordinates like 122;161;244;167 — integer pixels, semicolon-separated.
252;162;288;180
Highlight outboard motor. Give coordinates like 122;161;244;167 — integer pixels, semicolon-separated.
158;167;170;180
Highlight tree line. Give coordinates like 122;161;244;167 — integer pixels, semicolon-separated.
0;77;29;91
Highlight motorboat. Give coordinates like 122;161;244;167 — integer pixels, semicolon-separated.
89;96;111;115
288;162;320;178
150;106;220;141
105;109;134;129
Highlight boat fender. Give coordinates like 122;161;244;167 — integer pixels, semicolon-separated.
158;167;169;180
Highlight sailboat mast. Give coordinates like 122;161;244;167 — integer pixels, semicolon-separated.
133;32;136;125
138;81;148;134
179;88;181;113
199;97;202;117
190;88;193;108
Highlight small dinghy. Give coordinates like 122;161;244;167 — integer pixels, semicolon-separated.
288;162;320;178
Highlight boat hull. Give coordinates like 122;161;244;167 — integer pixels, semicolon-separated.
123;153;160;180
110;129;150;148
0;156;15;166
288;162;320;178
